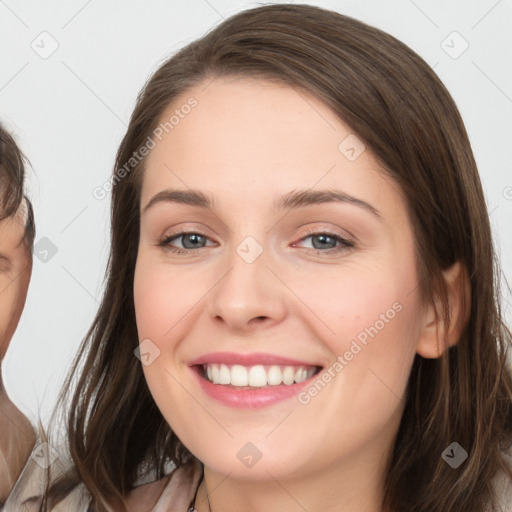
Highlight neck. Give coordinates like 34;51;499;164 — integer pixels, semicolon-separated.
0;375;35;502
194;435;394;512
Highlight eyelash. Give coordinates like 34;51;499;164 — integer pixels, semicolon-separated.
158;229;355;256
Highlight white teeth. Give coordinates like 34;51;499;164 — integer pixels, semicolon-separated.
248;365;267;387
211;364;220;384
282;366;295;385
231;365;248;386
295;368;308;383
267;365;283;385
202;363;318;387
219;364;231;385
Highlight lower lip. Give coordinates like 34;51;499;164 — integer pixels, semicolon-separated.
191;366;320;409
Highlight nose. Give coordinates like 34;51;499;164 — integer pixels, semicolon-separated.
207;241;288;333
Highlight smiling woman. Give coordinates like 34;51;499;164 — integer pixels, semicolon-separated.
11;3;512;512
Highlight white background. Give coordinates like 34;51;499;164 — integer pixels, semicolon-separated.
1;0;511;425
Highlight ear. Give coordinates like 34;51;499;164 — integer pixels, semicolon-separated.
416;261;471;359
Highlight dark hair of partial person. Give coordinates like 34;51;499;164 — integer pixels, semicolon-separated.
39;4;512;512
0;123;35;252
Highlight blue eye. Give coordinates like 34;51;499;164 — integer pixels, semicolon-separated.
296;232;354;254
158;230;354;255
159;232;212;252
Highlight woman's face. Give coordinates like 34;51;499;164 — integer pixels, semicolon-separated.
134;76;425;482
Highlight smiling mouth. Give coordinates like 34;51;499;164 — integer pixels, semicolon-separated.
194;363;323;388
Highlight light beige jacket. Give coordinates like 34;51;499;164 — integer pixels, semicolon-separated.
2;444;203;512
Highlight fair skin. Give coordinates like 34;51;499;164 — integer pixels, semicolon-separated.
0;200;35;502
131;76;468;512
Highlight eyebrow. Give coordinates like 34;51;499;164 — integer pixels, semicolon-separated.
142;188;382;220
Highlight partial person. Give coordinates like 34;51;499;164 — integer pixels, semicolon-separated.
0;123;36;509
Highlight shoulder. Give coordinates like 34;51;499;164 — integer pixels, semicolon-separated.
5;445;203;512
2;443;46;510
3;436;90;512
126;475;172;511
489;444;512;512
127;459;203;512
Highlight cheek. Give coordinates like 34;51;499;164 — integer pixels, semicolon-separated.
333;281;416;358
133;271;169;339
293;258;421;400
0;276;29;357
133;259;205;342
285;272;421;461
294;263;417;347
335;294;420;407
133;260;184;421
0;292;13;357
133;256;206;402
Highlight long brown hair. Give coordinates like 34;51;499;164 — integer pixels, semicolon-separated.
41;4;512;511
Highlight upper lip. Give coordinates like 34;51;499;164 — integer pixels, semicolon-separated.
188;351;323;368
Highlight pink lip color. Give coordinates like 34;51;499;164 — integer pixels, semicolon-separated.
188;351;320;367
191;367;318;409
188;352;322;409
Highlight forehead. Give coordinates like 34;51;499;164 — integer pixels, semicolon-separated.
140;76;404;217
